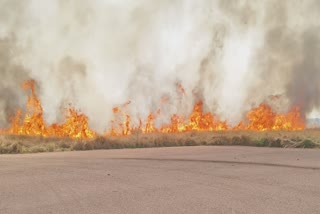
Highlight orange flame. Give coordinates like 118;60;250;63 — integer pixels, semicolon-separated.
1;80;95;139
0;80;305;139
235;104;305;131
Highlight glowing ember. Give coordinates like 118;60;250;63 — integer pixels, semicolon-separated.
0;80;305;139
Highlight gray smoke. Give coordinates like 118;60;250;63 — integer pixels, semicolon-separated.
0;36;31;126
0;0;319;131
247;0;320;117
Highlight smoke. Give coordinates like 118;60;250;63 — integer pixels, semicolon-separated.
247;0;320;117
0;0;319;131
0;36;31;126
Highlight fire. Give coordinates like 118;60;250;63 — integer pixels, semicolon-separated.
1;80;96;139
0;80;306;139
161;102;228;133
235;104;305;131
107;101;304;136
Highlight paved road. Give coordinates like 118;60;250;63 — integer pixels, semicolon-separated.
0;146;319;214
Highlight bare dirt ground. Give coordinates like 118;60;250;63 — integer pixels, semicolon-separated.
0;146;319;214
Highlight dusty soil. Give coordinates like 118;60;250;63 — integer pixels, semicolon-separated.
0;146;319;214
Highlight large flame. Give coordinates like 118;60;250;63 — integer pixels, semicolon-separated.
0;80;305;138
0;80;96;139
234;104;305;131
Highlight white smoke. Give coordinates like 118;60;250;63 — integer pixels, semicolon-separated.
0;0;319;131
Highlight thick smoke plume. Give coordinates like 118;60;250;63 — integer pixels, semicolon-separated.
0;0;319;131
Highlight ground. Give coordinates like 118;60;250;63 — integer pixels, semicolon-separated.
1;130;320;154
0;146;319;214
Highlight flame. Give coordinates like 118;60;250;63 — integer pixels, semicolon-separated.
106;99;304;136
235;104;305;131
162;102;228;133
1;80;95;139
176;82;186;96
0;80;306;139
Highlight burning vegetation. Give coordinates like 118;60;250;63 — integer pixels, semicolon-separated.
0;80;96;139
0;80;305;139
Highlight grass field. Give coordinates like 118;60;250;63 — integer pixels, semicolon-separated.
1;130;320;154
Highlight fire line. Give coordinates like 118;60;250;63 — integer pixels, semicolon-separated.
0;80;305;139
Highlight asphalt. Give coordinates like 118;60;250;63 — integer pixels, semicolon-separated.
0;146;319;214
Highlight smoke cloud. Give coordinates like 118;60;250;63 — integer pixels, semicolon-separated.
0;0;319;131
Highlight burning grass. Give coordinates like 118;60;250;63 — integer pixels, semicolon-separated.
1;130;319;154
0;80;318;154
0;80;306;140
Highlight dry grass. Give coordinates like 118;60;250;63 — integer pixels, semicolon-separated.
1;130;320;154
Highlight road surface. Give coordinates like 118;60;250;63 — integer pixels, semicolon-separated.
0;146;319;214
